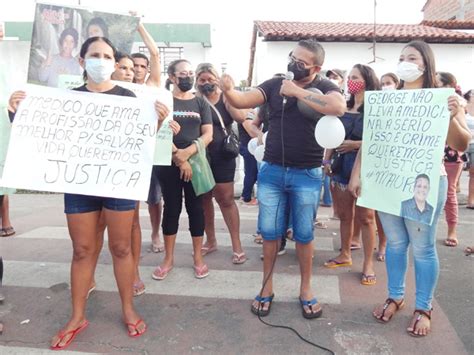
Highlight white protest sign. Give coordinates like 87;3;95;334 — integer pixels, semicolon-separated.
0;41;28;193
357;88;452;225
2;84;157;200
112;81;173;165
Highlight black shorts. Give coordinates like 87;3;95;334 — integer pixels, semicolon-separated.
209;155;236;184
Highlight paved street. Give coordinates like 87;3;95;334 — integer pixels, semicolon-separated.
0;173;472;354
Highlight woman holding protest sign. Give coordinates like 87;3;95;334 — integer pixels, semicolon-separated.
349;40;470;337
8;36;169;348
194;62;247;264
151;59;213;280
322;64;380;285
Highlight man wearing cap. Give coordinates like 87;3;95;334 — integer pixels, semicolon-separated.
326;69;345;91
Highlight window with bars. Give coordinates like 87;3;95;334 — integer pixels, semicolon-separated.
138;46;183;76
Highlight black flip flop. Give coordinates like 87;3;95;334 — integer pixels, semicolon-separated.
251;293;274;317
299;297;323;319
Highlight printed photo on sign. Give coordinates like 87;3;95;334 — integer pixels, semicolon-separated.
2;84;158;201
400;174;434;225
27;2;139;89
357;88;452;225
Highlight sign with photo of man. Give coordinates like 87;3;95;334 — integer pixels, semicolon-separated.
27;2;139;89
357;88;452;225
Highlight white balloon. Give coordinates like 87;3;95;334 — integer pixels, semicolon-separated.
262;132;268;146
254;145;265;162
314;115;345;149
247;137;259;155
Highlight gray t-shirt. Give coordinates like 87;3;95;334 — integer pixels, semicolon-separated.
38;54;83;88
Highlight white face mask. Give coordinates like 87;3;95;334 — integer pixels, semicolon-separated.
396;61;424;83
85;58;115;83
382;84;396;91
329;78;340;87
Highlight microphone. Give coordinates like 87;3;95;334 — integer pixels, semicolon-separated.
282;71;294;105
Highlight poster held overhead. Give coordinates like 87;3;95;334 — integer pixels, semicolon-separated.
28;3;139;89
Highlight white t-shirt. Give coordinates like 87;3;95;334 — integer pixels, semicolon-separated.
466;113;474;144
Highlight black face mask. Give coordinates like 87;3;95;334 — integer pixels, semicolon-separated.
177;76;194;92
287;61;310;81
198;83;216;95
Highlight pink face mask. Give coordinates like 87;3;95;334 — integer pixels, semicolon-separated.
347;79;365;95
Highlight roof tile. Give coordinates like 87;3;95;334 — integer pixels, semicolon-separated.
254;21;474;43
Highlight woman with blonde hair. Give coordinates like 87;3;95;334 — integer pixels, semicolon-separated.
194;63;247;264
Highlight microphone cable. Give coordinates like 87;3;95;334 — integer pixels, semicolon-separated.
254;96;335;355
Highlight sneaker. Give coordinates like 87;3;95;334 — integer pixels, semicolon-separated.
278;245;287;256
260;244;286;259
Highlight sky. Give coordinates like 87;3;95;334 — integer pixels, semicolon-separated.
1;0;430;81
3;0;427;24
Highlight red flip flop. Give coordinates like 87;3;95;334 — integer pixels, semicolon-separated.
50;320;89;350
126;319;147;337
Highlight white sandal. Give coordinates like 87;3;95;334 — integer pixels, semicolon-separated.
232;252;247;264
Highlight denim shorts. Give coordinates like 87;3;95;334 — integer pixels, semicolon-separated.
467;143;474;164
257;163;322;244
147;166;163;205
64;193;137;214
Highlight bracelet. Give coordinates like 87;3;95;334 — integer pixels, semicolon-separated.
322;159;331;165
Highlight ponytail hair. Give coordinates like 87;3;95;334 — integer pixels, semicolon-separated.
165;78;172;91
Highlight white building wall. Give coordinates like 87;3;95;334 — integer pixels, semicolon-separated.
252;40;474;91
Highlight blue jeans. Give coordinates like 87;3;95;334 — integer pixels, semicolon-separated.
257;163;322;244
321;172;332;206
378;176;448;311
239;144;258;202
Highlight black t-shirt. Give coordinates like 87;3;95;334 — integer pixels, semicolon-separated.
172;96;212;149
208;94;234;156
257;76;340;168
339;111;363;141
73;84;136;98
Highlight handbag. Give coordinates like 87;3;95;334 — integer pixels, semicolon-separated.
330;152;343;175
188;138;216;196
206;98;239;159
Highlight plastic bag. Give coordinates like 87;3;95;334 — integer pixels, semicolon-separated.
189;138;215;196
